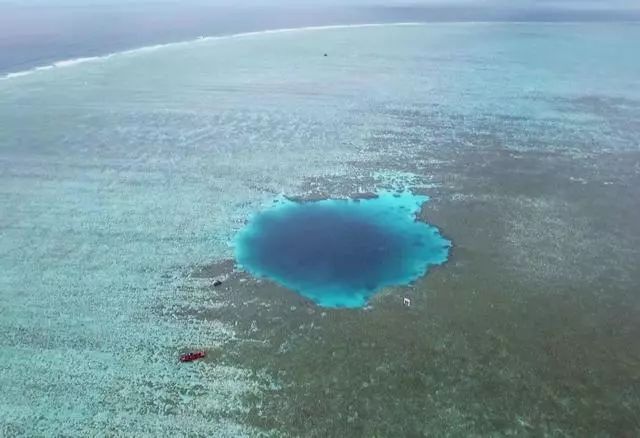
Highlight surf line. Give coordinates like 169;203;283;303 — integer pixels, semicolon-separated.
0;22;424;81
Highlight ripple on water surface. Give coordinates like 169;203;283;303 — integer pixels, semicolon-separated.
234;191;451;308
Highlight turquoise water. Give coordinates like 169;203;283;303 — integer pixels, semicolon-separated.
235;192;450;308
1;23;639;435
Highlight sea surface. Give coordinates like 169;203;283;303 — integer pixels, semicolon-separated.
1;23;640;436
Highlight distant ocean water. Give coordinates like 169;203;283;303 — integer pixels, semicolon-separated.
0;5;326;75
1;17;640;436
1;3;639;76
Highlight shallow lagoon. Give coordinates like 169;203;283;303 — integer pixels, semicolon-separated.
1;22;640;436
234;191;450;307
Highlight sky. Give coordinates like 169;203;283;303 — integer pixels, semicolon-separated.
0;0;639;8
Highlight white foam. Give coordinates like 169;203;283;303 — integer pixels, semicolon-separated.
0;22;423;82
3;71;31;79
3;64;54;79
52;56;102;68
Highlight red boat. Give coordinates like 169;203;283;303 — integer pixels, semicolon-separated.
180;351;206;362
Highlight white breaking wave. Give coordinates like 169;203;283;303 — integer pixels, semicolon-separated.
0;22;423;81
52;56;103;68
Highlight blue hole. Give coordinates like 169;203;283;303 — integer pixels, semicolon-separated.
234;191;451;308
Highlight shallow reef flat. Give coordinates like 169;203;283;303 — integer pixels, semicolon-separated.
187;148;640;436
1;23;639;436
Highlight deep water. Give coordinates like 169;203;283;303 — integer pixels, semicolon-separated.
234;191;451;308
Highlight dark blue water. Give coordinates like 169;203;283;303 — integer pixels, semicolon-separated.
234;191;451;308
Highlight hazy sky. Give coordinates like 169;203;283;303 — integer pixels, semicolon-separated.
0;0;638;8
